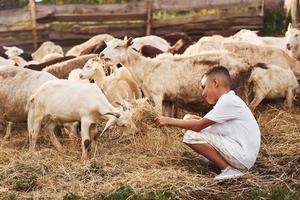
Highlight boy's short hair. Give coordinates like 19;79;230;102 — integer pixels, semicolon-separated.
202;65;231;87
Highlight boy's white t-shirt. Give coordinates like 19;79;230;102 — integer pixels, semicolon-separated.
203;90;261;169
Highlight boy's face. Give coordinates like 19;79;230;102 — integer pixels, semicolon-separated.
201;75;220;104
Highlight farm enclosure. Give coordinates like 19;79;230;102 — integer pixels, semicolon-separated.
0;0;264;52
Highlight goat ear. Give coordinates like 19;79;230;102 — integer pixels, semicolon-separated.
126;37;133;47
124;36;128;41
3;46;9;50
115;101;123;107
288;23;293;30
103;40;108;45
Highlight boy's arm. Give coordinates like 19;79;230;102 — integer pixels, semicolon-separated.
155;115;215;132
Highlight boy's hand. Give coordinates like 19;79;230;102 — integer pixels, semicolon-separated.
155;115;170;127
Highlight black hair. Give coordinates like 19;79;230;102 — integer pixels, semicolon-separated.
203;65;231;87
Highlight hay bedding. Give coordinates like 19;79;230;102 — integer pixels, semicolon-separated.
0;99;299;199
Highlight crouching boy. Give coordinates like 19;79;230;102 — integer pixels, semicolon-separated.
155;66;261;181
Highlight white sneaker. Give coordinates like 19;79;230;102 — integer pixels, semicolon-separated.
214;167;244;181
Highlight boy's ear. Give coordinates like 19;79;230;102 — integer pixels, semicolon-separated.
213;78;219;87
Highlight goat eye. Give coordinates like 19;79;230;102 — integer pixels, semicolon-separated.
116;45;122;48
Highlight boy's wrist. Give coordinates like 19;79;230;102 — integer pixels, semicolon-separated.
164;117;171;125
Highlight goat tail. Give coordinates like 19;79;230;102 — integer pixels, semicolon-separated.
26;95;35;113
26;96;36;135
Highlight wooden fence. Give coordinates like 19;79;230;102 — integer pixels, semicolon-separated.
0;0;264;52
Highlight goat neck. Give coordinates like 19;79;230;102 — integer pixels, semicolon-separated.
122;47;154;85
92;66;106;87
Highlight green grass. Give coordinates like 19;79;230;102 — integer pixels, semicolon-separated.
12;175;38;192
4;194;18;200
219;185;300;200
61;186;177;200
4;185;298;199
63;193;85;200
153;7;249;20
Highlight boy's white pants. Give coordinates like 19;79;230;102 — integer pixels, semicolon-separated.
183;130;247;171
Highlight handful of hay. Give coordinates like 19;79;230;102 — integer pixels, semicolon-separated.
96;99;183;156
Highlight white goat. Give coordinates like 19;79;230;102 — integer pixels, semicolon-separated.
107;64;142;99
0;66;57;139
3;46;23;57
68;68;90;83
0;56;15;67
43;54;96;79
66;34;114;56
3;46;28;67
230;29;287;51
249;63;299;110
32;41;64;63
100;38;252;116
286;23;300;60
41;53;64;63
183;37;300;80
79;58;137;106
27;80;132;160
131;35;171;52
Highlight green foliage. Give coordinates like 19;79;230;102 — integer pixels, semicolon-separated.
103;186;135;200
6;194;18;200
269;185;300;200
219;185;300;200
153;7;247;20
248;188;269;200
12;175;38;192
0;0;29;9
64;186;177;200
63;193;85;200
263;8;291;36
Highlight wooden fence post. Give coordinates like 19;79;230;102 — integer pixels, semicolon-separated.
260;0;265;16
146;0;153;35
29;0;38;50
291;0;299;25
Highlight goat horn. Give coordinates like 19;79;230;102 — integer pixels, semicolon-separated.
99;117;116;137
104;112;120;118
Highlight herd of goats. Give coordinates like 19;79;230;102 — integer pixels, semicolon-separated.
0;24;300;159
